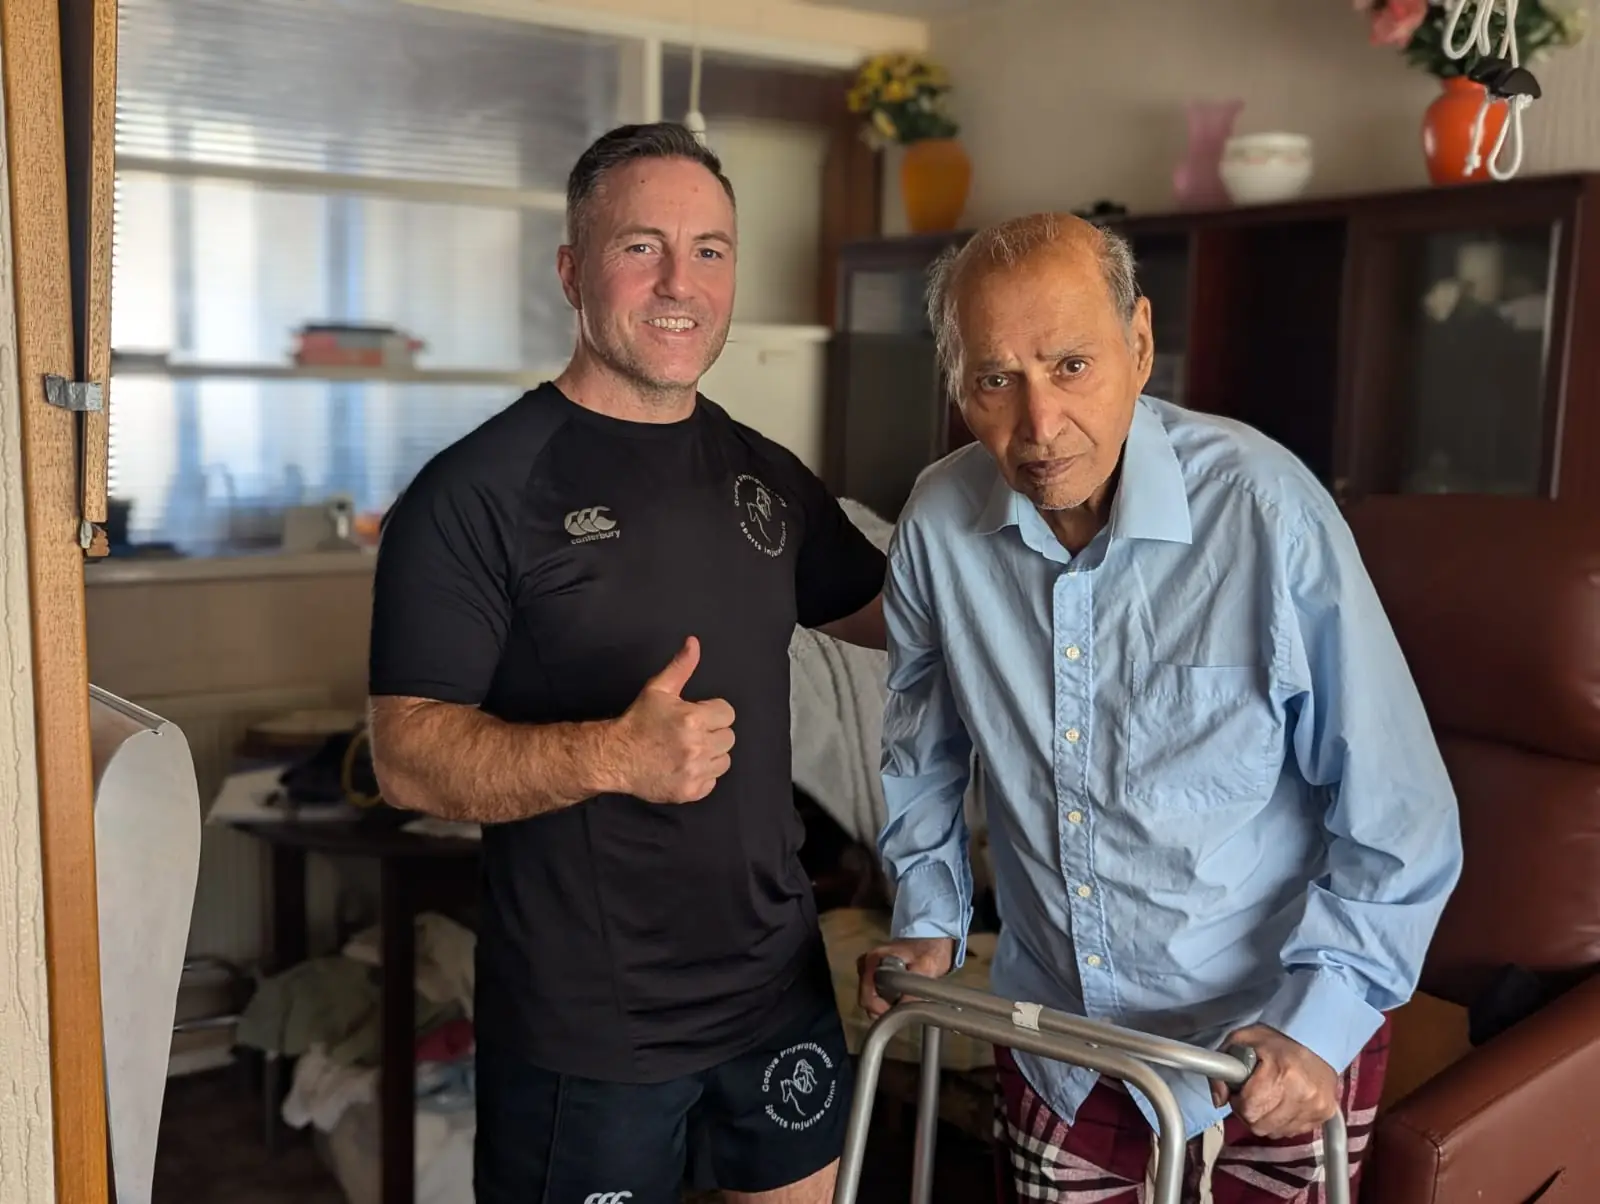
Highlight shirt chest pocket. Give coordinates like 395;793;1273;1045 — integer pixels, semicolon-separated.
1123;663;1281;811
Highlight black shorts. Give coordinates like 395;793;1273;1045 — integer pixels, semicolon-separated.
474;993;856;1204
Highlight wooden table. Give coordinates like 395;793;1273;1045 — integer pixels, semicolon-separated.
227;811;480;1204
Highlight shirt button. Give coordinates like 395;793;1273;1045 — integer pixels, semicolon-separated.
1064;646;1081;661
1085;954;1102;968
1067;810;1083;824
1076;884;1092;899
1064;728;1081;744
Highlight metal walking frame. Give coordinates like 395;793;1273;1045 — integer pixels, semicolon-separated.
832;958;1351;1204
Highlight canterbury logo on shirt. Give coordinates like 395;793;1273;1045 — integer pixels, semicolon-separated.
583;1194;633;1204
565;506;620;544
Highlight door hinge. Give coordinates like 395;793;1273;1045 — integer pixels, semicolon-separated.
43;373;109;554
44;373;104;413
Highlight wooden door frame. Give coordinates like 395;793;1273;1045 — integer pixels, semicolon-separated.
2;0;117;1198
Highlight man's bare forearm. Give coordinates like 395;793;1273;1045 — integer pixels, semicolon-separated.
368;696;626;823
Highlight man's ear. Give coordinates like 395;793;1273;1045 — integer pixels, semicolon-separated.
556;244;581;311
1130;295;1155;387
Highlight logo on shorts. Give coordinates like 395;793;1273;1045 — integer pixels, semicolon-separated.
583;1194;633;1204
564;506;619;544
761;1041;836;1131
734;474;787;557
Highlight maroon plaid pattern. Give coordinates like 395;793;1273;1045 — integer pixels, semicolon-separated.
993;1019;1391;1203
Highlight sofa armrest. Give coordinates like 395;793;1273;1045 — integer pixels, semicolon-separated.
1365;971;1600;1204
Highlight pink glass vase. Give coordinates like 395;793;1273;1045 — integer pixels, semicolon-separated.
1173;98;1243;208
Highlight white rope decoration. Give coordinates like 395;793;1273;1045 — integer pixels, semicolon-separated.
684;0;708;144
1441;0;1534;180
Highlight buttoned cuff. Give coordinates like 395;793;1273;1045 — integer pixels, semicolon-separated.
889;861;972;968
1256;967;1384;1077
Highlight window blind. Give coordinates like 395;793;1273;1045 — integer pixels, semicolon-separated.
110;0;634;553
116;0;625;189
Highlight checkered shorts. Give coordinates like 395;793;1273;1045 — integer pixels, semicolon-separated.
992;1020;1390;1203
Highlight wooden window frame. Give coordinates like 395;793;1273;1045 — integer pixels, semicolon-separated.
3;0;117;1199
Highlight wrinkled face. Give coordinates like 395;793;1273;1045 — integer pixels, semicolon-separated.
954;244;1153;512
558;156;737;395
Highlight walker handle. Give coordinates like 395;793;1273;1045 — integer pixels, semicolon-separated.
832;963;1350;1204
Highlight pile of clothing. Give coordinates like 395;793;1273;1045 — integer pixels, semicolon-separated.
236;912;478;1137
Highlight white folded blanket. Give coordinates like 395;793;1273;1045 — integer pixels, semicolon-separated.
789;500;987;890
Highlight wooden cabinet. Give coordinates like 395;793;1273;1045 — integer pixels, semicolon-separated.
823;232;965;521
825;173;1600;520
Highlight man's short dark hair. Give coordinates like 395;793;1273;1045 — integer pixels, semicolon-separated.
565;122;737;245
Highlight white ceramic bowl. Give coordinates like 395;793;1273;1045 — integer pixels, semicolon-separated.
1219;132;1313;205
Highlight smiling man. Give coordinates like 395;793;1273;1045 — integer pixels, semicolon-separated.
856;213;1461;1202
366;123;885;1204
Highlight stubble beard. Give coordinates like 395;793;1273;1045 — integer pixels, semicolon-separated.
1013;469;1096;513
1033;490;1095;513
591;314;731;407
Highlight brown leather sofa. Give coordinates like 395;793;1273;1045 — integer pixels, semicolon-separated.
1345;495;1600;1204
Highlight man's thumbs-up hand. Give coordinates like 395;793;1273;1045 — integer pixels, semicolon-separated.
642;634;702;700
612;637;736;804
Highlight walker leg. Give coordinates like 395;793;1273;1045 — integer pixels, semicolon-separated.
909;1026;941;1204
1323;1111;1351;1204
833;1013;900;1204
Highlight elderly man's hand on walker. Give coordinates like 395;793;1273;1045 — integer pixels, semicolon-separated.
1211;1024;1340;1139
856;938;957;1018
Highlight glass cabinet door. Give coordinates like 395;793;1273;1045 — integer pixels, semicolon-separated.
1131;233;1193;407
844;266;938;335
831;238;966;517
1345;220;1562;498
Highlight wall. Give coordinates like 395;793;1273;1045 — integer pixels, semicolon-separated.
0;76;56;1202
86;560;378;973
922;0;1600;223
86;561;374;707
715;117;834;326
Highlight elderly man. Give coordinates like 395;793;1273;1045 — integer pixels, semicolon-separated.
858;213;1462;1202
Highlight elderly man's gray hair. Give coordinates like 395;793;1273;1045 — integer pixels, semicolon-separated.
926;213;1139;404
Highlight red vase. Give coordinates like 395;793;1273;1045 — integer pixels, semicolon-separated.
1422;76;1508;186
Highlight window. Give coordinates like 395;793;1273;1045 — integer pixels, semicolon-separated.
110;0;635;552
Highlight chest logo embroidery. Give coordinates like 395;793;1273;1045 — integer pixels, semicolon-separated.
564;506;619;544
734;474;787;557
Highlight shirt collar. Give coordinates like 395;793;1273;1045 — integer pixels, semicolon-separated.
974;397;1193;547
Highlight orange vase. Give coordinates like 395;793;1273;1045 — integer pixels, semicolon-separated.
900;138;972;233
1422;76;1508;186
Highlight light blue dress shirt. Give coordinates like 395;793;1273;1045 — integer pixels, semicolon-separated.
879;396;1462;1141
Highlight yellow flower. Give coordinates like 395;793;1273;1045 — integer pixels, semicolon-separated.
1557;5;1588;44
853;50;952;130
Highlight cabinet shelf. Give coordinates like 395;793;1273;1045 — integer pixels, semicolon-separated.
109;356;550;388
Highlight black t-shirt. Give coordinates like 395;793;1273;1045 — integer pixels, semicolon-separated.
368;384;885;1082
